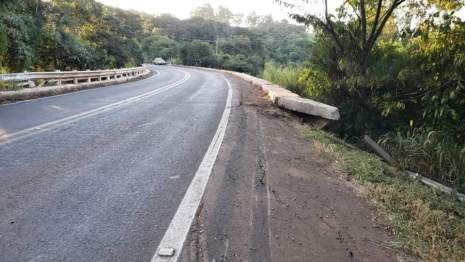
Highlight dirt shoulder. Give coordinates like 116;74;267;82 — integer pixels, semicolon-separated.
181;74;399;261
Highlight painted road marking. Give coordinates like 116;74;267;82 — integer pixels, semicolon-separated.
158;248;175;257
151;74;233;262
0;70;189;147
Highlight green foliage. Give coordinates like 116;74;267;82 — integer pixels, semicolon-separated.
190;3;215;21
141;34;177;61
0;26;7;72
263;61;332;104
269;0;465;193
0;80;25;91
255;22;312;64
218;54;253;74
263;61;307;95
277;0;465;138
0;0;37;72
399;17;465;141
274;0;465;141
379;127;465;192
0;0;146;73
179;40;216;67
0;1;310;76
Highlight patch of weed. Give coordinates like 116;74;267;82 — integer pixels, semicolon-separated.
0;80;25;91
299;126;465;261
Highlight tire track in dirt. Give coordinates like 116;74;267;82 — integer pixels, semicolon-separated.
181;73;399;262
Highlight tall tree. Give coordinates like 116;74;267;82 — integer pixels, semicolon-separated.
258;14;274;28
398;13;465;140
231;13;244;27
275;0;411;135
246;12;260;27
190;3;215;20
179;40;216;66
0;0;40;72
216;6;233;24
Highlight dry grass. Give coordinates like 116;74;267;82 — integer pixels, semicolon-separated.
298;125;465;261
0;81;25;91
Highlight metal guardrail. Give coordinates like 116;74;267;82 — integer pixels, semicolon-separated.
0;67;147;88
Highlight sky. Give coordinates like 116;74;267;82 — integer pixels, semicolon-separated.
94;1;465;25
95;0;295;21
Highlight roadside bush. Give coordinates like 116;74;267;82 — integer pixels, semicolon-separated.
222;54;253;74
379;127;465;193
179;40;216;67
0;80;24;91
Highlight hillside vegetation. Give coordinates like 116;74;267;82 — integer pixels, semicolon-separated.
266;0;465;193
0;0;311;76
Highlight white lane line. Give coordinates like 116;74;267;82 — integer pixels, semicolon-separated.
151;74;233;262
1;70;161;106
0;71;190;147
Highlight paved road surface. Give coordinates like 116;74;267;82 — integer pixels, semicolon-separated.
0;65;229;262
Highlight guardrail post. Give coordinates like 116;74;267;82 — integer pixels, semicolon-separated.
73;78;78;84
28;80;36;88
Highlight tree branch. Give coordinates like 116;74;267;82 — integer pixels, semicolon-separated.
324;0;344;53
367;0;383;52
345;0;362;21
360;0;367;45
369;0;406;51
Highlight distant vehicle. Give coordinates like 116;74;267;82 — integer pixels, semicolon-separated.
153;58;166;65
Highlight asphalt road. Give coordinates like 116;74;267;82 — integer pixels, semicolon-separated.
0;65;229;262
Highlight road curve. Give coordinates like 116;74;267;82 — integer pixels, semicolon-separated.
0;65;229;262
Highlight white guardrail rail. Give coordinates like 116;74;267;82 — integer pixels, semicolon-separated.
0;67;147;88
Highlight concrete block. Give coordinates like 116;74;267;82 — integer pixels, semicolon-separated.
262;84;299;103
224;70;340;122
277;96;340;120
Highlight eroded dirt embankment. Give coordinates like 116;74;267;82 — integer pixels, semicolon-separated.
180;74;398;262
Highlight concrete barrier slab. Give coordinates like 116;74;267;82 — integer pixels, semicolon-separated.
180;66;340;125
277;96;340;120
263;85;300;103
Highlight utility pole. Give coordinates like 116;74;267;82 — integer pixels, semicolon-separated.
215;35;219;55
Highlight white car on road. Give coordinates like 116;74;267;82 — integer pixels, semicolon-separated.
153;58;166;65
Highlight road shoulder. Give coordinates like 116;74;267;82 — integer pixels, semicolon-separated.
181;73;398;261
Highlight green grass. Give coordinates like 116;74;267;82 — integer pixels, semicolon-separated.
263;61;309;97
298;125;465;261
379;128;465;193
263;61;333;105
